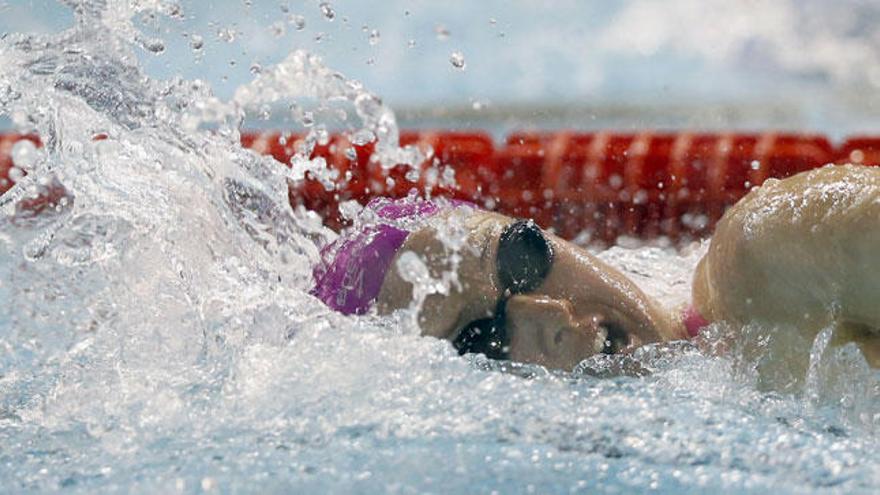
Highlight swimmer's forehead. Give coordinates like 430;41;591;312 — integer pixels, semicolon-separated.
436;208;514;228
424;208;518;248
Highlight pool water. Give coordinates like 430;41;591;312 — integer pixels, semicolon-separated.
0;2;878;493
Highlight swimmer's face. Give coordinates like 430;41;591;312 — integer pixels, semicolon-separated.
378;211;686;370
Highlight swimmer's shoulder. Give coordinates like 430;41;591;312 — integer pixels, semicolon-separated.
725;164;880;242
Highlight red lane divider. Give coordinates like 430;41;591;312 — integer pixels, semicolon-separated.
2;131;879;242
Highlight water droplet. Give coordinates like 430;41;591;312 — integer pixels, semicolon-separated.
315;125;330;145
256;106;271;121
609;174;623;188
351;129;375;146
190;34;204;51
217;27;237;43
345;147;357;161
11;139;38;170
8;166;24;183
249;63;262;75
201;477;216;491
750;160;761;170
354;93;383;117
441;166;456;187
449;51;466;70
314;32;325;43
290;14;306;30
407;39;416;48
319;2;335;21
269;21;286;38
302;111;315;127
166;3;184;19
339;200;363;221
633;189;648;205
489;18;497;25
368;29;380;46
849;149;865;163
141;37;165;54
435;24;450;40
365;57;375;66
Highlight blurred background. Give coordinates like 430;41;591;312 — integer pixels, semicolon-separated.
2;0;880;138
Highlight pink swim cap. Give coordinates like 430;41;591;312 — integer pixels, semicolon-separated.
682;305;710;338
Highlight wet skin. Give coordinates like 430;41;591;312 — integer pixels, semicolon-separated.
378;165;880;372
376;209;686;370
694;164;880;368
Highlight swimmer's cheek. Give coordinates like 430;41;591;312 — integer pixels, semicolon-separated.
377;284;469;339
377;224;500;340
376;228;455;309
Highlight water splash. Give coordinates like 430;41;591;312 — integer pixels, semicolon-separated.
449;50;466;71
0;1;878;493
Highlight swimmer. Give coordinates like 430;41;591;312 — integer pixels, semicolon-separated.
312;164;880;371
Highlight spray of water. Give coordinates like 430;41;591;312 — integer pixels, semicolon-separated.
0;1;878;493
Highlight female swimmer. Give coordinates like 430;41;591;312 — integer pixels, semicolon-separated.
312;164;880;371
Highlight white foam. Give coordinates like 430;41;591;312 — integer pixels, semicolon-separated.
0;1;877;493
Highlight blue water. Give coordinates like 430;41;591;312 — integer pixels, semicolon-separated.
1;1;878;494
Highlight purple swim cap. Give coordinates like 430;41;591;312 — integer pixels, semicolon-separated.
310;197;445;314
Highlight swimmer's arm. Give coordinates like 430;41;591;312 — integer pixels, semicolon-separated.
693;165;880;366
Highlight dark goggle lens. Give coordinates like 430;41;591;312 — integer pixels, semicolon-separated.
497;219;553;295
453;221;552;362
453;300;509;360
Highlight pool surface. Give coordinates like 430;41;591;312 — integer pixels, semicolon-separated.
1;1;879;493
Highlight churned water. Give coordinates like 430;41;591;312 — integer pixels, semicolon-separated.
0;2;878;494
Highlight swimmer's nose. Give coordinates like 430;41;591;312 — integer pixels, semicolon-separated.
504;295;612;370
534;233;685;344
